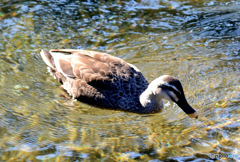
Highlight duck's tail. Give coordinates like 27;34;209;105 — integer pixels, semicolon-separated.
40;50;55;69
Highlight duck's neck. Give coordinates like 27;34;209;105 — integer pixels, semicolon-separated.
139;88;163;114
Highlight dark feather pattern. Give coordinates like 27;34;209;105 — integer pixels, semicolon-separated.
40;49;198;118
41;49;150;113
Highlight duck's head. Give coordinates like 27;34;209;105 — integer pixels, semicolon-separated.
140;75;198;118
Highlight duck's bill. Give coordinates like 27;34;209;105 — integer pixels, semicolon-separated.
187;112;198;119
175;97;198;119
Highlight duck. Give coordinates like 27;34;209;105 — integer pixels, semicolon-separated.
40;49;198;118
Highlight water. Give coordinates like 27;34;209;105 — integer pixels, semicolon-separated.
0;0;239;161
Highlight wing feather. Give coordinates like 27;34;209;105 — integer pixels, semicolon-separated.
46;49;133;98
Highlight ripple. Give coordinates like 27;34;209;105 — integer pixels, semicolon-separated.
0;0;239;161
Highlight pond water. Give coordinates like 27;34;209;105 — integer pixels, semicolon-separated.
0;0;240;161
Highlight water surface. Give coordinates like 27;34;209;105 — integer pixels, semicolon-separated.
0;0;239;161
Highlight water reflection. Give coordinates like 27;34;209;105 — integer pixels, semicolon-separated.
0;0;240;161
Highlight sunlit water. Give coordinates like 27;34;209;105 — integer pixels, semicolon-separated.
0;0;239;161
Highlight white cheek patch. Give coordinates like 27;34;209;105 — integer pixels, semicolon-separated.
160;90;179;102
167;91;179;102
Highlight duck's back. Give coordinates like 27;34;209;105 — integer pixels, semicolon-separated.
40;49;149;112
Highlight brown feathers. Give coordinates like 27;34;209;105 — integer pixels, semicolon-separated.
40;49;134;99
40;49;197;117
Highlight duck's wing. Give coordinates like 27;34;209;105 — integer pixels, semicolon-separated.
40;49;136;99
